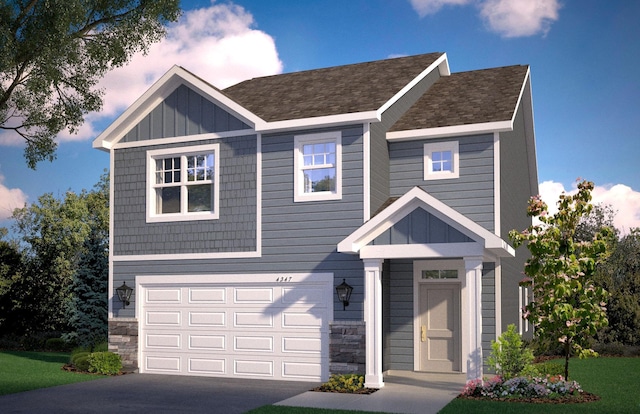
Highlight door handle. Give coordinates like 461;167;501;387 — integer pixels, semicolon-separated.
421;325;426;342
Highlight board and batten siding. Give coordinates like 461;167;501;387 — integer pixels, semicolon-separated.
382;259;496;371
112;135;257;256
389;134;495;232
111;125;366;320
122;84;249;142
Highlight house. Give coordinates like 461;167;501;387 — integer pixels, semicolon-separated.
93;52;537;388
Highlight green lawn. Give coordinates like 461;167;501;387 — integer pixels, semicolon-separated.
439;357;640;414
0;351;104;396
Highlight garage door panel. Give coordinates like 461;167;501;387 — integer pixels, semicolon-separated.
282;311;322;329
189;335;226;350
146;356;181;372
146;333;181;349
234;312;273;328
189;357;226;374
189;311;226;327
282;286;325;305
189;288;226;303
282;336;322;354
146;311;181;326
235;359;274;377
234;287;274;303
235;336;274;352
146;288;182;303
282;361;323;379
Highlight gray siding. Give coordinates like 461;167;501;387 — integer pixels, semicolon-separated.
482;263;496;371
112;125;366;319
372;207;473;245
123;85;249;142
499;100;534;333
113;135;257;255
369;68;442;216
389;134;495;231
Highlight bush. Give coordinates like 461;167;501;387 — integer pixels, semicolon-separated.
72;352;91;372
318;374;365;393
461;375;583;400
45;338;69;352
487;324;535;380
87;351;122;375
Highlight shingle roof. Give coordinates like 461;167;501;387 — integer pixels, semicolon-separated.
222;53;443;122
389;65;529;132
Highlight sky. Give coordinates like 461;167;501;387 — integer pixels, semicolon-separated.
1;0;639;234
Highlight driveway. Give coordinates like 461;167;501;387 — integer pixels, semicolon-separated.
0;373;319;414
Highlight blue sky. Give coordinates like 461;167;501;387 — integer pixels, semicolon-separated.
1;0;639;231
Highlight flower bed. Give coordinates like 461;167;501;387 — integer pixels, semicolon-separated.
459;375;600;404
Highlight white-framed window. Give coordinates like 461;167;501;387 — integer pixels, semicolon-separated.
294;132;342;202
424;141;459;180
146;144;220;222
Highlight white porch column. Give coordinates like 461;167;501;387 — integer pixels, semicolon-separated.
464;257;483;381
363;258;384;388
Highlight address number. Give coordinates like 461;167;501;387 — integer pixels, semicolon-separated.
276;276;293;282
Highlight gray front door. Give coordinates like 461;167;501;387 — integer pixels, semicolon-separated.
418;283;461;372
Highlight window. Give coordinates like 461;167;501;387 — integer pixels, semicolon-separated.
424;141;459;180
147;144;220;222
422;269;458;279
294;132;342;202
519;285;531;335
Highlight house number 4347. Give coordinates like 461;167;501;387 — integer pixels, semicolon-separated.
276;276;293;282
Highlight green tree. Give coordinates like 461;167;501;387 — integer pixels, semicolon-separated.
4;172;109;335
509;180;614;379
0;0;180;168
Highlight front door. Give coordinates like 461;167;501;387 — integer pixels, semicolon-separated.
418;283;461;372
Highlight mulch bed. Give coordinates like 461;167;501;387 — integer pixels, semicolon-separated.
310;386;379;395
457;391;600;404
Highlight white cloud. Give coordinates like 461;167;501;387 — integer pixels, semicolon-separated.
479;0;560;38
409;0;473;17
8;1;283;145
539;181;640;234
409;0;560;38
0;174;27;220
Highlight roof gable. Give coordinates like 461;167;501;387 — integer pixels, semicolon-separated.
338;186;514;258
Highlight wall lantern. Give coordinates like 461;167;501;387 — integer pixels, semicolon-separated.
116;282;133;308
335;279;353;311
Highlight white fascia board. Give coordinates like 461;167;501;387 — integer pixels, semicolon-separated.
256;111;380;134
338;186;514;257
92;65;264;151
360;242;484;259
377;53;450;116
386;120;513;142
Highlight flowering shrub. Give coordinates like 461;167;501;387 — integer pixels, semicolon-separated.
461;375;583;400
318;374;365;393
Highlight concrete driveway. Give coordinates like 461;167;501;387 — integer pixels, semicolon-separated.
0;373;319;414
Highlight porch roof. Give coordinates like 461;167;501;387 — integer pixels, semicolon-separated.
337;186;514;259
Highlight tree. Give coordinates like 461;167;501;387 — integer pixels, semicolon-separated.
509;180;614;379
4;172;109;335
0;0;180;168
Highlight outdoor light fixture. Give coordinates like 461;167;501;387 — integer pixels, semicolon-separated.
335;279;353;311
116;282;133;308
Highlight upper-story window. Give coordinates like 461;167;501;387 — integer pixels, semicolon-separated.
147;144;220;222
294;132;342;202
424;141;459;180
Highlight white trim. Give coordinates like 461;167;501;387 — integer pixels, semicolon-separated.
363;123;371;221
146;143;220;223
112;130;254;150
386;120;512;142
413;259;464;372
108;150;115;318
256;133;263;257
493;132;501;237
360;242;483;259
293;131;342;202
257;111;380;134
463;257;484;380
377;53;450;115
423;141;459;180
113;250;261;262
494;259;502;340
337;186;514;257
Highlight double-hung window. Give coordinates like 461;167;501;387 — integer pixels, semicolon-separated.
147;144;220;222
424;141;459;180
294;132;342;202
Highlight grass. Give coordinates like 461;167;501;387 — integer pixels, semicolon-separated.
0;351;104;396
439;357;640;414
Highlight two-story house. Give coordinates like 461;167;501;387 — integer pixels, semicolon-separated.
93;52;537;388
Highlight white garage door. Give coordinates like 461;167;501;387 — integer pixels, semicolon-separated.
138;273;332;382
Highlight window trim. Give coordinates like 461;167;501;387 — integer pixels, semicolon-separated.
423;141;459;180
146;143;220;223
293;132;342;202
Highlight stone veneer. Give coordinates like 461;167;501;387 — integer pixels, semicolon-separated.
329;321;366;375
108;318;138;370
